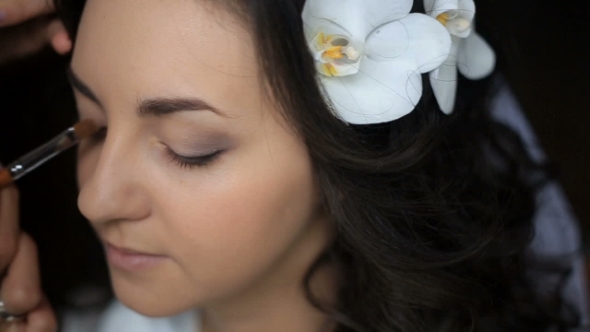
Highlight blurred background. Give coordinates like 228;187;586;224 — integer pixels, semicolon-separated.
0;0;588;316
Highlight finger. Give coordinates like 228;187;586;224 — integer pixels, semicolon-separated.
0;0;55;28
1;233;42;316
0;16;52;64
0;185;19;273
5;321;25;332
25;296;57;332
0;320;12;332
47;19;71;54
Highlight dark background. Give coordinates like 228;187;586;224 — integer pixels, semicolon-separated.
0;53;111;311
0;0;588;313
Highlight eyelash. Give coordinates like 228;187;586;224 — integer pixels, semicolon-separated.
165;149;222;169
88;126;221;169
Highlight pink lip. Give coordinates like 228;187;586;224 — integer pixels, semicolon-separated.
105;243;168;272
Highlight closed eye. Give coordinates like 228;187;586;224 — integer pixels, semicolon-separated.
165;148;222;169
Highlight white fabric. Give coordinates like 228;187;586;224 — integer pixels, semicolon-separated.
62;301;200;332
62;85;589;331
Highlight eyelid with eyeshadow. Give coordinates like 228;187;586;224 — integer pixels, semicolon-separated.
165;148;223;169
84;123;222;169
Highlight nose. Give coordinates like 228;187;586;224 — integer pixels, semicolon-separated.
78;126;151;224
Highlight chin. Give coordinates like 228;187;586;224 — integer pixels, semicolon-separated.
109;270;199;317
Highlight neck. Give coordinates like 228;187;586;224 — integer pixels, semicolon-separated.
200;212;338;332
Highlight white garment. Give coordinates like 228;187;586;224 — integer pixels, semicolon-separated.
62;85;589;331
62;301;200;332
98;302;199;332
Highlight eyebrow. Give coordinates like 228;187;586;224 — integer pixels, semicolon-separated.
67;67;103;107
67;67;226;118
137;97;224;118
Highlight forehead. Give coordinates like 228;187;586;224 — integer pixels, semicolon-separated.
72;0;258;114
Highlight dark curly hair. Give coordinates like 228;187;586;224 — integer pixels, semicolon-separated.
52;0;583;331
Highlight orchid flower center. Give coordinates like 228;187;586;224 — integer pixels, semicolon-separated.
436;11;471;36
312;32;362;77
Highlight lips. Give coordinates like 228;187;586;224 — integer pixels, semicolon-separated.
104;242;169;271
106;242;159;256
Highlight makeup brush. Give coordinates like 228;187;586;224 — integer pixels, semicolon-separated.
0;119;99;189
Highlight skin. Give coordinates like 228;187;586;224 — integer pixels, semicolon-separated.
0;188;56;332
0;0;71;64
72;1;336;331
0;0;70;330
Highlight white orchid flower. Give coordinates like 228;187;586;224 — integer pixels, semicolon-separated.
424;0;496;114
302;0;452;124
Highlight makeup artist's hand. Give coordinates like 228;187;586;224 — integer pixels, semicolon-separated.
0;186;57;332
0;0;72;64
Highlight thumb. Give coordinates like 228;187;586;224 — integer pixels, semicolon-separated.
47;19;71;54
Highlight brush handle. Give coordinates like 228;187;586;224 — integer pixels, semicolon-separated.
7;127;78;181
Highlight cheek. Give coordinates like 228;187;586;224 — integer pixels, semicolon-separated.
161;141;318;290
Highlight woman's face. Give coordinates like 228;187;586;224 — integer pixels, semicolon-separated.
72;0;330;316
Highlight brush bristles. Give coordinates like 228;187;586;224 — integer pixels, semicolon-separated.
0;168;13;189
73;119;99;140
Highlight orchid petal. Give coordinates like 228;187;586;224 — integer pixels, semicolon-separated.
315;60;361;77
304;19;354;46
424;0;475;21
429;61;458;114
321;58;423;124
365;13;451;73
302;0;413;40
430;35;460;113
457;32;496;79
309;30;364;76
424;0;475;38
